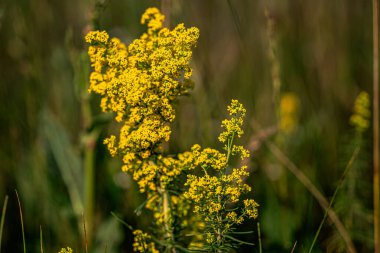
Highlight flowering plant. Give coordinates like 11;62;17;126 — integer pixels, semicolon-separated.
85;7;258;252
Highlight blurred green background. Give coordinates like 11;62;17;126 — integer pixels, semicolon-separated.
0;0;375;252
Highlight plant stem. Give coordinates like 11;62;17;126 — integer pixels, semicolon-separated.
15;190;26;253
373;0;380;252
84;136;95;246
0;195;8;253
162;185;176;253
257;222;262;253
40;225;44;253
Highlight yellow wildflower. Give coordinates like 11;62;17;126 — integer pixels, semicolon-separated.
279;92;300;134
133;230;159;253
350;91;371;133
58;247;73;253
218;99;246;143
244;199;259;219
184;101;258;249
86;7;199;192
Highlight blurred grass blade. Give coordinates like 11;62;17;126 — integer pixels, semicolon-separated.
290;241;297;253
40;225;44;253
255;124;357;253
226;0;242;40
224;234;255;246
41;110;84;216
0;195;8;253
15;190;26;253
110;212;133;231
308;147;360;253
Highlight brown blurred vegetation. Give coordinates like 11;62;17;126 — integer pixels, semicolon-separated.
0;0;375;252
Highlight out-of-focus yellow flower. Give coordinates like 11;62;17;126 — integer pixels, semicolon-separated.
279;92;300;134
350;91;371;133
58;247;73;253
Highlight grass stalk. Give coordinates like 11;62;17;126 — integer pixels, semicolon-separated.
308;147;360;253
290;241;297;253
84;135;95;246
257;222;262;253
110;212;133;230
83;212;88;253
0;195;8;253
250;121;357;252
373;0;380;252
40;225;44;253
265;140;357;253
15;190;26;253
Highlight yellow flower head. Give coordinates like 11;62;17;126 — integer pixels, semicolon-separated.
218;99;246;143
184;101;258;248
85;8;199;182
133;230;159;253
279;92;300;134
141;7;165;31
58;247;73;253
350;91;371;133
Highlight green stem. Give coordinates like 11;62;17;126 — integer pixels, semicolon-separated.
0;195;8;253
84;137;95;246
15;191;26;253
257;222;262;253
161;185;176;253
40;225;44;253
82;83;97;246
226;133;235;163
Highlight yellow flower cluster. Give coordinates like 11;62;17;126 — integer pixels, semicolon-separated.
184;100;258;248
218;99;246;144
85;7;199;161
133;230;159;253
243;199;259;219
350;91;371;133
184;164;254;219
85;8;199;193
141;7;165;32
121;151;194;192
58;247;73;253
146;192;191;229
